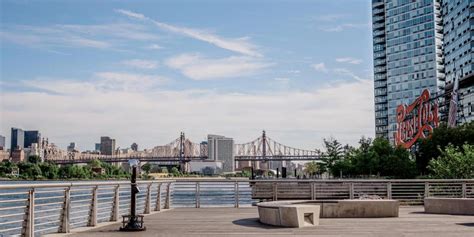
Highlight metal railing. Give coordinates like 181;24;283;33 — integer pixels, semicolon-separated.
1;179;473;236
0;180;174;237
250;179;474;204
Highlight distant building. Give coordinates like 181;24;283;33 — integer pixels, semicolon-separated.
0;135;5;150
208;134;234;173
200;141;208;157
95;143;101;152
67;142;77;152
189;160;223;175
131;143;138;151
11;149;25;163
24;130;41;148
100;136;116;155
10;128;24;152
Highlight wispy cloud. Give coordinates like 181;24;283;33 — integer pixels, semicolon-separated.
319;23;369;32
315;14;346;22
115;9;262;57
336;57;363;65
333;68;367;82
0;23;160;51
121;59;159;69
312;63;328;73
165;53;271;80
147;44;163;50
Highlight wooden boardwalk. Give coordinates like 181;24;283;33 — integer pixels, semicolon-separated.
67;207;474;237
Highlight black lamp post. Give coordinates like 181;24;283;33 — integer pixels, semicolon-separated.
120;160;146;231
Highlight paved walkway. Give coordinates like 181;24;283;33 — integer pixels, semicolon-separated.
68;207;473;237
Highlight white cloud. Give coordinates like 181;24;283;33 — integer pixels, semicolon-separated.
333;68;366;82
147;44;163;50
1;77;374;150
336;57;363;65
315;14;346;22
312;63;328;73
121;59;158;69
319;23;369;32
0;23;161;51
165;54;271;80
115;9;261;57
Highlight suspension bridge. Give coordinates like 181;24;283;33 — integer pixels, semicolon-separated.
45;131;322;166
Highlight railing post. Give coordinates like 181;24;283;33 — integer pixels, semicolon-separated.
462;182;467;198
234;181;239;208
164;182;171;209
111;185;120;221
349;183;354;199
387;182;392;199
272;182;278;201
59;187;70;233
424;182;430;198
155;183;162;211
144;183;152;214
195;182;200;208
310;182;315;200
88;186;98;227
22;188;35;237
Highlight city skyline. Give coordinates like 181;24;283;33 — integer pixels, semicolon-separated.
1;0;375;151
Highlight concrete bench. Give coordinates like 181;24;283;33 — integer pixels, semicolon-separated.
257;199;399;228
424;198;474;215
258;203;320;227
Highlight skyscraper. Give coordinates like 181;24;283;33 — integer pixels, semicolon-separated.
100;136;116;155
442;0;474;124
372;0;445;141
10;128;24;152
208;134;234;172
24;130;41;148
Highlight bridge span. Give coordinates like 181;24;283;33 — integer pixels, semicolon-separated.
44;131;323;166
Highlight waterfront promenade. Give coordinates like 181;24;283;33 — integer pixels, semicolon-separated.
64;206;473;237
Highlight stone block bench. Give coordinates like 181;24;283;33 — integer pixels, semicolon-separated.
257;199;399;228
258;202;320;227
424;198;474;215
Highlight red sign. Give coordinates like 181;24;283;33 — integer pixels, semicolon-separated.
394;89;439;148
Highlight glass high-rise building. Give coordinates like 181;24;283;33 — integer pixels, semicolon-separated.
372;0;445;141
442;0;474;124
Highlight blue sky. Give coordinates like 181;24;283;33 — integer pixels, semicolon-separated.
1;0;375;151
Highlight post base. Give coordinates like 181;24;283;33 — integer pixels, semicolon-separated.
119;215;146;232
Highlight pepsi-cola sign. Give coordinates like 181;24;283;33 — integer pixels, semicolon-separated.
394;89;439;148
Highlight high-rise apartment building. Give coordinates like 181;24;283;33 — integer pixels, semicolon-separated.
208;134;234;172
24;130;41;148
372;0;445;141
442;0;474;124
100;136;116;155
0;135;5;150
10;128;24;152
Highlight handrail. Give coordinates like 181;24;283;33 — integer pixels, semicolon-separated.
0;179;175;189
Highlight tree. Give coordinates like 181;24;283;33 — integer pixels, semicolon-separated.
428;144;474;179
28;155;42;164
170;167;180;177
142;163;152;174
416;122;474;174
0;160;16;176
321;138;344;174
329;137;417;179
304;161;320;178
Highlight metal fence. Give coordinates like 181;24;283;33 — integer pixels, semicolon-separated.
0;179;473;236
250;179;474;204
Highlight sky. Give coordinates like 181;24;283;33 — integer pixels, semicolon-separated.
0;0;375;151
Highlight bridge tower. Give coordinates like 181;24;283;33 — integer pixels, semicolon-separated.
178;132;189;173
